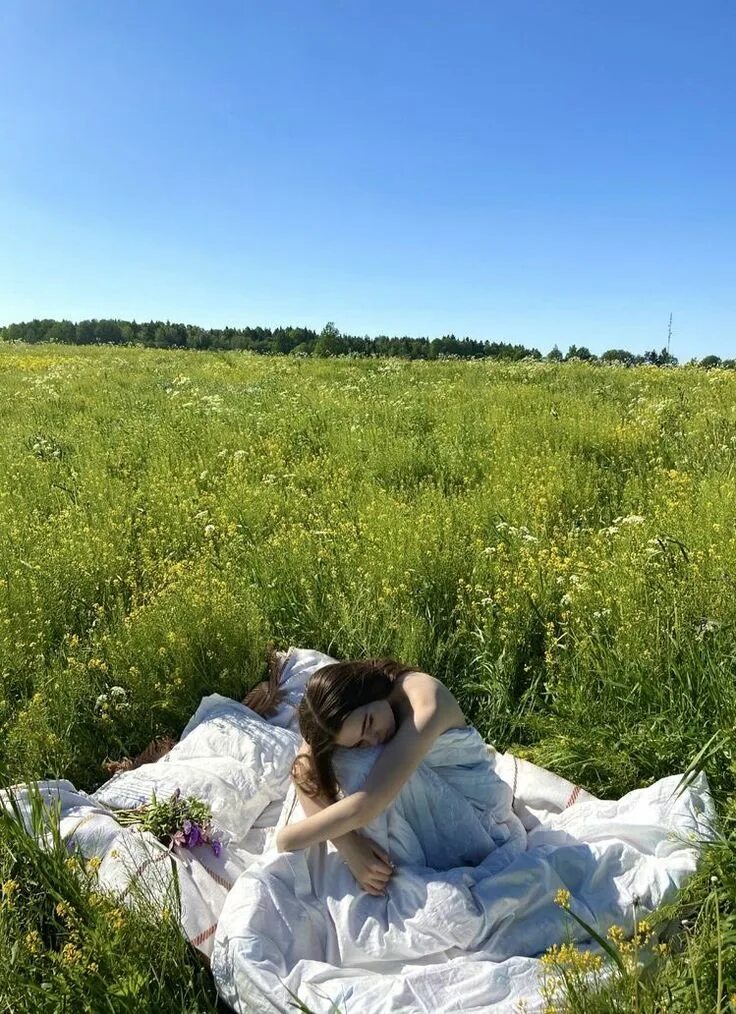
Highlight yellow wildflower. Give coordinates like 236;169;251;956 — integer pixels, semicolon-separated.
634;918;652;944
541;941;604;974
1;879;18;899
554;888;571;910
25;930;42;955
60;942;82;965
87;856;102;873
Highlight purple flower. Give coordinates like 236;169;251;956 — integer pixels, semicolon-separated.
211;839;222;858
182;819;192;836
185;821;202;848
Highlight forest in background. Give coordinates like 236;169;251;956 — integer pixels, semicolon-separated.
3;317;730;367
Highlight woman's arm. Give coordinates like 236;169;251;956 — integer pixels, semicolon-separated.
291;740;365;854
284;743;395;894
289;742;366;843
276;697;457;852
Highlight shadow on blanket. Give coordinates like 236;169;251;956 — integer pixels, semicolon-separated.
0;646;717;1014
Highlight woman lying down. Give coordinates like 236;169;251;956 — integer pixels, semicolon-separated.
213;653;711;1014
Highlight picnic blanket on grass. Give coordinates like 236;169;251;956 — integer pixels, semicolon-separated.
1;648;715;1013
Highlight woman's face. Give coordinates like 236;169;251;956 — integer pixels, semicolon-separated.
334;698;396;748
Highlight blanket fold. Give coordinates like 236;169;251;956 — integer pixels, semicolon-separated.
0;647;716;1014
213;726;712;1013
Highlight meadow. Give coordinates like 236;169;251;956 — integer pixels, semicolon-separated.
0;341;735;1012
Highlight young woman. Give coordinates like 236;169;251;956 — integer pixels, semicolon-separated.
245;654;467;896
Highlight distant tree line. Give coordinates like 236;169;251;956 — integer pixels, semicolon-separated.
546;343;734;368
0;319;731;367
0;318;539;360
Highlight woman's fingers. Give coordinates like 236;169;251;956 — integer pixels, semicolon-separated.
363;884;384;895
370;854;393;876
371;863;393;879
372;844;393;868
360;878;382;894
364;872;390;891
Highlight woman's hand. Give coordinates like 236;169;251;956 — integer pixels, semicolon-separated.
337;833;395;896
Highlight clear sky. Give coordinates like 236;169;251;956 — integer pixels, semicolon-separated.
1;2;734;360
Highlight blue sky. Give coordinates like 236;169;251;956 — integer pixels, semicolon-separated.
1;2;734;360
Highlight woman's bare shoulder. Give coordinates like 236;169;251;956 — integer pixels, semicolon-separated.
398;669;439;694
396;671;466;730
398;670;450;699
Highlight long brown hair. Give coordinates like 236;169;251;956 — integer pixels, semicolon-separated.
293;657;418;802
242;644;287;719
244;651;416;803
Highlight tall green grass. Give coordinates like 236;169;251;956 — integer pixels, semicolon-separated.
1;343;735;1011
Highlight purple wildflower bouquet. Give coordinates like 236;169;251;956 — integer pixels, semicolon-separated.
115;788;222;857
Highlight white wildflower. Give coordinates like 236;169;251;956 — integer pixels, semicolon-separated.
200;394;223;413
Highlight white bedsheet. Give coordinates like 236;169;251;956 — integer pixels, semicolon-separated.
1;647;715;1013
212;727;712;1013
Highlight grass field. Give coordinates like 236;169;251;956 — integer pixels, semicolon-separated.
1;342;735;1012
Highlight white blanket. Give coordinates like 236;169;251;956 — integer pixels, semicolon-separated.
2;694;299;957
1;647;715;1014
213;738;712;1012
